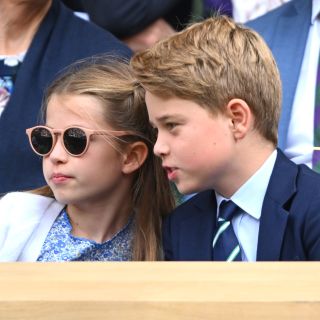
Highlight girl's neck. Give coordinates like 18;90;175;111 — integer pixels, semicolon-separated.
0;0;52;55
66;196;133;244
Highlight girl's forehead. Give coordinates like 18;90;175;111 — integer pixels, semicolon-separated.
46;93;111;129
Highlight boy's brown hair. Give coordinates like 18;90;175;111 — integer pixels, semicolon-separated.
131;16;282;146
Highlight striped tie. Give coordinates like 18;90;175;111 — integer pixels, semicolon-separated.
312;54;320;172
212;200;241;261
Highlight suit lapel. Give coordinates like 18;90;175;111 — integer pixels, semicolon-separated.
257;150;298;260
270;0;311;148
179;191;217;260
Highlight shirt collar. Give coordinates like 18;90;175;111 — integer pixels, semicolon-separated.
216;149;277;220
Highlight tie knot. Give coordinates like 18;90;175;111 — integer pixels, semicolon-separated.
218;200;239;221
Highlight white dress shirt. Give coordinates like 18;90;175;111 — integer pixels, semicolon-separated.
232;0;291;23
215;150;277;261
285;0;320;167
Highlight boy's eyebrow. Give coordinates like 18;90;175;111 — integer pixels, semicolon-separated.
149;114;185;127
155;114;184;123
149;116;169;127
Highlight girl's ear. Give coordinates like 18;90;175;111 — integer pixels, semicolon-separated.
121;141;148;174
226;98;253;140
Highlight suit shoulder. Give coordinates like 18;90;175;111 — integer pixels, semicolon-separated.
296;164;320;192
287;164;320;214
247;0;300;32
167;190;214;221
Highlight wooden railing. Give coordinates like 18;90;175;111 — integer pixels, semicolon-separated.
0;262;319;319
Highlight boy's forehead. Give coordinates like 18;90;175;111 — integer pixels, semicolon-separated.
145;90;169;107
145;90;217;124
145;91;185;117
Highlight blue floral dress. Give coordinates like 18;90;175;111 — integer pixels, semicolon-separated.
37;209;134;261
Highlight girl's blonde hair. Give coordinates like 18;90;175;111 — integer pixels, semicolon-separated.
33;56;175;260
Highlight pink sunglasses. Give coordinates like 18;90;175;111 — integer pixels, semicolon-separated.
26;125;138;157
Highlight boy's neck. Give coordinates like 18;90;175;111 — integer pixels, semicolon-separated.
216;138;276;198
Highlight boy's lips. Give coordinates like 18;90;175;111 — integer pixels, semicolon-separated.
163;166;178;181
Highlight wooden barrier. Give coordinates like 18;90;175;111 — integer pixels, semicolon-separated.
0;262;319;319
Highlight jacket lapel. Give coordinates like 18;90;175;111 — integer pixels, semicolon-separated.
179;191;217;260
257;150;298;260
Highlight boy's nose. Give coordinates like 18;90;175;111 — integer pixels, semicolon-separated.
153;136;169;158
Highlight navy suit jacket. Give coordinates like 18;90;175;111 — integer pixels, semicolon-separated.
0;0;131;193
247;0;312;150
163;150;320;261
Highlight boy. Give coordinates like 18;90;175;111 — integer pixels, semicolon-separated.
130;16;320;261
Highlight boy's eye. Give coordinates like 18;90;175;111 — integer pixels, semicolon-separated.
165;122;177;130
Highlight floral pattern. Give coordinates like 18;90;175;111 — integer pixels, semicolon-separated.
37;209;134;261
0;57;22;117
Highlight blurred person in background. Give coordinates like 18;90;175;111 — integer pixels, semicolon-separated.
0;0;131;193
63;0;194;52
203;0;291;22
248;0;320;171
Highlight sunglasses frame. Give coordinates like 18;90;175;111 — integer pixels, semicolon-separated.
26;125;138;157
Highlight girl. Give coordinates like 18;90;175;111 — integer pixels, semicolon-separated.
0;57;175;261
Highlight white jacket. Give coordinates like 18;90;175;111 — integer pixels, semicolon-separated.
0;192;64;261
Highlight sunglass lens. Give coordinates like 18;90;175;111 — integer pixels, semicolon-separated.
31;127;53;155
64;128;87;155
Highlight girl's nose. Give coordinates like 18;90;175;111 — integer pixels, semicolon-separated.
47;137;68;163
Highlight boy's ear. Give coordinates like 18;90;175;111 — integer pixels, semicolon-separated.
121;142;148;174
226;98;252;140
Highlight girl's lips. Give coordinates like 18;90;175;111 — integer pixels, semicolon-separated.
51;173;72;184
